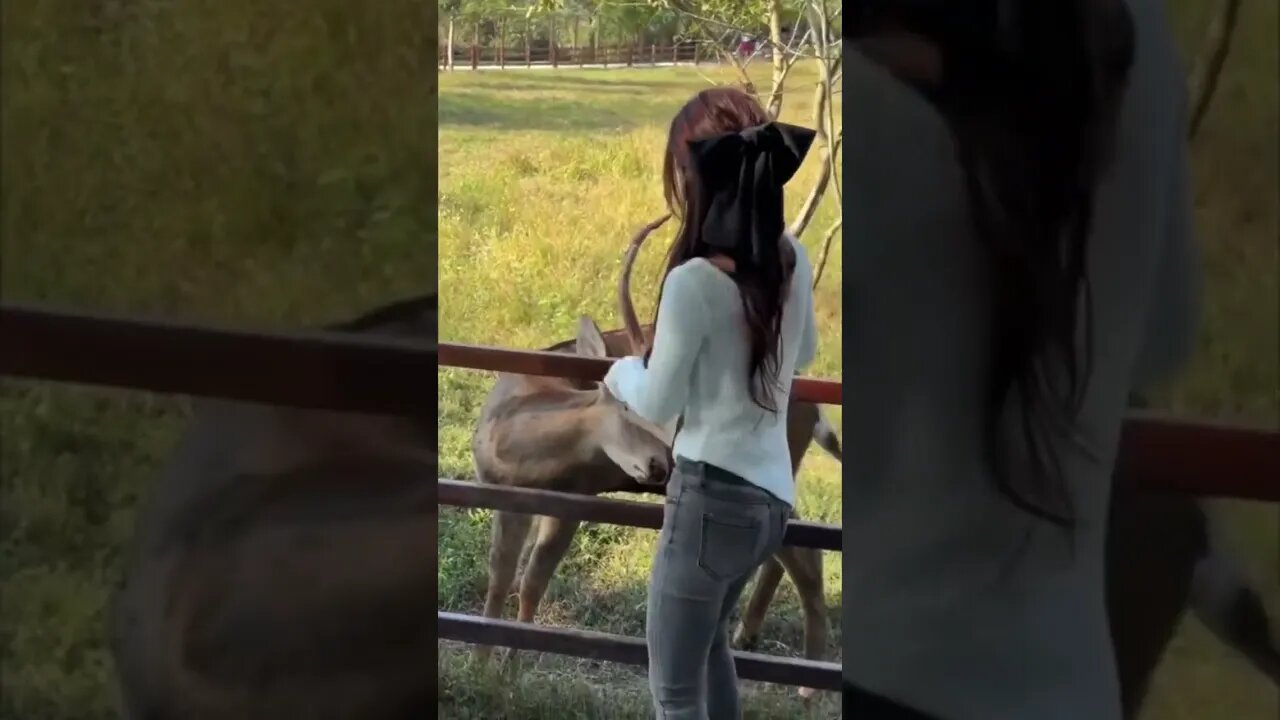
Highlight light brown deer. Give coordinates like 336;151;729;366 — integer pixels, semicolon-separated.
470;216;839;676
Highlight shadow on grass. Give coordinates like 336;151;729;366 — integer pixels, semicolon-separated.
437;506;844;666
440;639;842;720
445;80;689;100
439;91;656;132
436;67;740;132
438;556;843;720
454;69;714;92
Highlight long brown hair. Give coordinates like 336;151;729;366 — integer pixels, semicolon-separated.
651;87;795;414
849;1;1136;527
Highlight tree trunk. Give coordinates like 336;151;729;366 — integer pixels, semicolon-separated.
789;77;833;240
550;17;558;68
471;22;479;70
446;16;455;71
595;18;603;67
799;0;846;290
765;0;786;117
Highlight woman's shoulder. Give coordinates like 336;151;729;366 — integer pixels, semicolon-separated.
662;259;718;301
783;233;815;287
783;232;810;262
666;257;719;287
665;258;738;313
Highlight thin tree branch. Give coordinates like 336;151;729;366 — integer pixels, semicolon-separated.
714;43;759;98
811;217;842;291
811;0;842;205
765;0;786;117
788;75;833;238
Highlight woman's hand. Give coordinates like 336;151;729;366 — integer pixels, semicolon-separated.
603;355;645;401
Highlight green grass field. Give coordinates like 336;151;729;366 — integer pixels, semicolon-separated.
0;1;1274;719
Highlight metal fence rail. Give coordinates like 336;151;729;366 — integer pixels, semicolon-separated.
0;302;437;414
438;479;842;551
438;611;843;691
439;341;843;406
5;303;1274;499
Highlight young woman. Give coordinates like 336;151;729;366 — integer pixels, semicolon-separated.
840;1;1199;719
602;88;817;719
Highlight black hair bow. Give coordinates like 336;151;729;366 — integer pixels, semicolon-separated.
688;121;816;268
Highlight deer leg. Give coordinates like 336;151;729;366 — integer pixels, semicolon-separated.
775;544;827;699
477;510;533;662
517;516;581;623
496;516;582;675
734;557;786;651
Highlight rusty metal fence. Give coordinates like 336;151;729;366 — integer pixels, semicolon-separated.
3;301;1278;691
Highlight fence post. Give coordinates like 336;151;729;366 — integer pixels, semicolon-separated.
626;44;633;67
498;19;506;69
672;43;679;66
651;43;657;65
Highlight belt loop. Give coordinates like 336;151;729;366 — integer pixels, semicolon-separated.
675;456;706;481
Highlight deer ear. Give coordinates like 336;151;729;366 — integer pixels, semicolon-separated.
575;316;608;358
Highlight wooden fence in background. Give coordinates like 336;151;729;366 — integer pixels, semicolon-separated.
3;301;1278;691
439;42;704;71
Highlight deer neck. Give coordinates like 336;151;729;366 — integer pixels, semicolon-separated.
480;390;615;485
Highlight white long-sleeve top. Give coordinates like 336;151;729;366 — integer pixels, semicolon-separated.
603;234;818;506
839;1;1200;719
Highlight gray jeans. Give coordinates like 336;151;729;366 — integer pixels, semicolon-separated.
647;458;791;719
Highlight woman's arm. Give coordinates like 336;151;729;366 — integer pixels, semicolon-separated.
604;264;708;425
796;292;819;372
791;236;819;371
1133;86;1201;389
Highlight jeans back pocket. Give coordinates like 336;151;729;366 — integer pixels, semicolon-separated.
696;513;764;581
